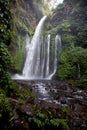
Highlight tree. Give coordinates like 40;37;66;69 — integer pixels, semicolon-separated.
0;0;13;94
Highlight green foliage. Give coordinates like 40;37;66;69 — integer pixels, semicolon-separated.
0;0;16;95
67;47;87;77
29;111;47;128
56;47;87;81
0;43;14;96
28;110;69;130
61;105;68;114
62;34;76;47
0;43;12;71
12;36;25;72
57;63;76;80
78;79;87;88
18;87;35;104
0;94;12;116
0;93;13;129
58;20;71;32
0;1;15;128
35;0;52;15
50;118;69;130
0;0;12;45
50;0;87;83
56;49;76;80
70;21;87;47
0;0;12;69
14;16;29;33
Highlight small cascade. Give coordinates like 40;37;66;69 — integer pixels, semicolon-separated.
54;35;61;73
46;34;51;77
12;16;62;80
77;64;80;79
25;34;30;52
33;82;52;102
48;35;61;79
57;35;62;51
18;42;20;49
24;34;30;58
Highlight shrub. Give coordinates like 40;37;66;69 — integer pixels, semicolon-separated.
0;93;13;129
28;110;69;130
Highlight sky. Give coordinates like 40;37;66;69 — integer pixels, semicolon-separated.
49;0;64;9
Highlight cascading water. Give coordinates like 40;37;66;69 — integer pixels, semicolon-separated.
25;34;30;52
12;16;61;80
77;64;80;79
24;34;30;59
22;16;47;79
47;35;61;79
46;34;51;77
54;35;61;72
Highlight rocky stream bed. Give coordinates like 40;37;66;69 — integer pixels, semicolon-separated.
11;80;87;130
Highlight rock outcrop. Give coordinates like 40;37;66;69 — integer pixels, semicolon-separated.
10;80;87;130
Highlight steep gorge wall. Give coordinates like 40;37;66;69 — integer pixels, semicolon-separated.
9;0;43;72
10;0;42;35
49;0;87;81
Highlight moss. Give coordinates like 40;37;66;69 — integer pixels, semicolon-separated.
13;36;25;72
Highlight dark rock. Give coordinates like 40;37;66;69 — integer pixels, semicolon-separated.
18;103;34;116
14;80;87;130
59;97;68;104
13;110;21;125
8;98;19;106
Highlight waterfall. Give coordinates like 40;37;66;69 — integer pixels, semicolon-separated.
25;34;30;52
24;34;30;58
12;16;61;80
46;34;51;77
54;35;61;72
77;64;80;79
47;35;61;79
22;16;47;79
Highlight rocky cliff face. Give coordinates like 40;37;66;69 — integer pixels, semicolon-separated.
10;0;42;35
9;0;43;72
51;0;87;36
48;0;87;80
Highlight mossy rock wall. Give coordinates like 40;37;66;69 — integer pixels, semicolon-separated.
9;0;43;72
